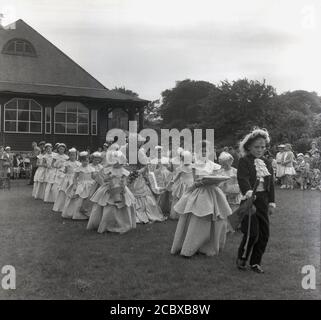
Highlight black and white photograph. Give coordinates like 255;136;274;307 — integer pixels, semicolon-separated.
0;0;320;307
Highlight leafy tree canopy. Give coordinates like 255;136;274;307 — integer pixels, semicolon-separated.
156;78;321;151
113;86;139;97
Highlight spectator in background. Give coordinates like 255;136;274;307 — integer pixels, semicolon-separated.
12;154;20;179
5;147;14;179
276;145;286;187
310;168;321;191
0;146;10;183
29;141;38;185
282;144;296;189
295;153;310;190
19;153;30;179
23;154;31;180
311;150;321;171
309;141;320;157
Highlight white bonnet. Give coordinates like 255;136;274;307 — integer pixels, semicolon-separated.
218;151;234;162
239;128;270;157
79;151;89;157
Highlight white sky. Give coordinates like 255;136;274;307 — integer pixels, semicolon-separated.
0;0;320;100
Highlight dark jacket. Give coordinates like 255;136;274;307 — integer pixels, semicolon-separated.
237;154;275;203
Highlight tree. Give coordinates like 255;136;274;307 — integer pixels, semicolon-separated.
261;90;320;148
155;77;321;149
113;86;139;97
160;79;215;128
311;113;321;137
144;99;162;129
200;79;276;144
278;90;321;114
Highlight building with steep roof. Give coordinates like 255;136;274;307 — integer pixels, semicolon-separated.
0;19;147;151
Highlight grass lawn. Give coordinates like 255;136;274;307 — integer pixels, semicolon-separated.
0;180;320;300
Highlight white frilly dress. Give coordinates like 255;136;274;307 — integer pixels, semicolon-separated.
170;164;194;220
217;166;241;232
32;154;46;200
43;152;59;203
52;160;80;212
171;160;232;257
276;151;285;178
46;153;69;204
89;163;103;192
61;164;96;220
87;166;137;233
128;167;166;224
152;164;173;217
217;167;241;211
284;151;296;175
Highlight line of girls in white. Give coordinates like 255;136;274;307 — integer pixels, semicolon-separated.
32;140;241;257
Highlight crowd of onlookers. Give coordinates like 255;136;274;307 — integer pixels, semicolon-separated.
272;142;321;191
216;141;321;191
213;141;321;191
0;146;32;180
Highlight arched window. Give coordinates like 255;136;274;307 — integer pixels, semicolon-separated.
2;38;37;57
54;101;89;135
4;98;42;133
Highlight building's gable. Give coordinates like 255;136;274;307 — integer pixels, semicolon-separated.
0;19;106;90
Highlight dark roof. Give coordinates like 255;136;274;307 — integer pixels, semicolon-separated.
0;19;148;104
0;80;147;102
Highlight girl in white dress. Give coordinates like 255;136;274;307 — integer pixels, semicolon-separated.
87;150;136;234
61;151;96;220
171;141;232;257
53;148;80;212
43;144;57;203
128;148;166;224
106;143;120;166
120;138;164;223
282;144;296;189
170;150;194;220
150;155;173;217
101;137;116;167
32;147;45;199
170;147;184;173
217;151;242;232
45;143;69;204
82;151;104;213
276;145;286;187
89;151;104;192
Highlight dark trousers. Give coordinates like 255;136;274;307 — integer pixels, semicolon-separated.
29;166;37;184
237;192;270;266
